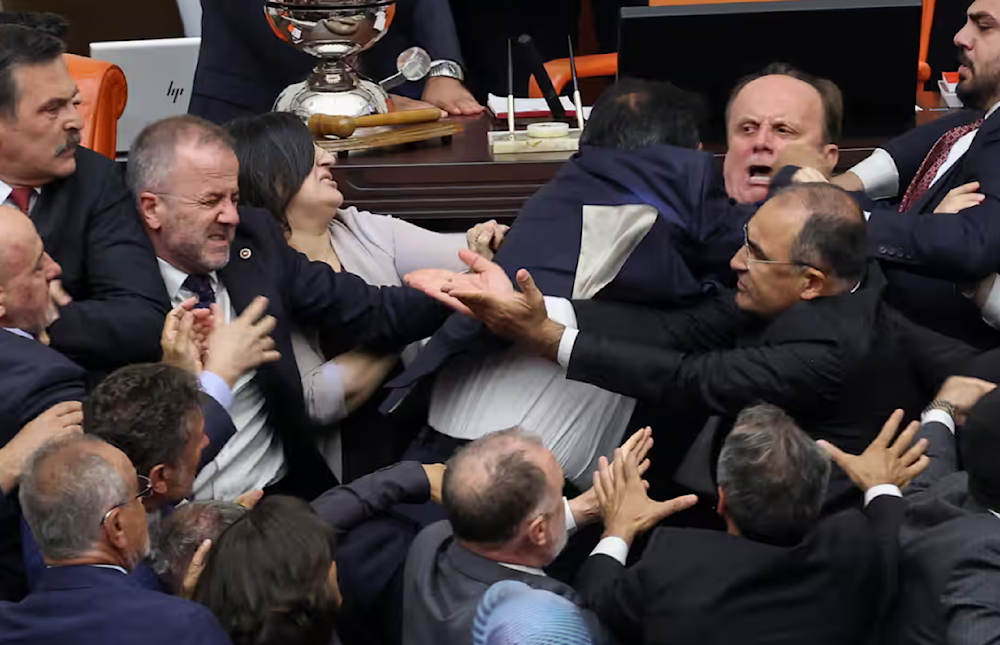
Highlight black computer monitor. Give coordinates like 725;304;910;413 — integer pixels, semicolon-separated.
618;0;922;144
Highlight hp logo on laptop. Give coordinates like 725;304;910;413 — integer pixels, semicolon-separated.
167;80;185;105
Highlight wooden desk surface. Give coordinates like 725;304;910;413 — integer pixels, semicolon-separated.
332;92;954;231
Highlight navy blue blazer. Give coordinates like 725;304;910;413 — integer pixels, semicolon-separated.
865;109;1000;347
0;565;231;645
0;329;86;602
189;0;465;124
186;208;449;499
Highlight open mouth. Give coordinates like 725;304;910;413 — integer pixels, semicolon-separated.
748;165;772;186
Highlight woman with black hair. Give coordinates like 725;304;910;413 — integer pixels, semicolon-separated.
225;112;506;480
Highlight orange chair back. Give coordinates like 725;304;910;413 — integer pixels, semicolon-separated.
63;54;128;160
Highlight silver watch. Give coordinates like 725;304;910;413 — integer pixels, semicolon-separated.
428;59;465;82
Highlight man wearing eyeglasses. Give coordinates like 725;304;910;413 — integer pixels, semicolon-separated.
406;182;979;510
0;435;231;645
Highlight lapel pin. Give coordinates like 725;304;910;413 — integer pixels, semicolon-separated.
239;248;252;260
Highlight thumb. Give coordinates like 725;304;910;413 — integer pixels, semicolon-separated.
816;440;850;469
653;494;699;520
516;269;543;306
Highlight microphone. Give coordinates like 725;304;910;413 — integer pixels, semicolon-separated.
516;34;566;120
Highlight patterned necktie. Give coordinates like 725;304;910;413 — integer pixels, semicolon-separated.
182;274;216;309
8;187;33;214
898;118;984;212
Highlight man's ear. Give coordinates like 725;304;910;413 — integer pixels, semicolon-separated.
716;486;726;517
526;515;548;547
820;144;840;177
149;463;171;496
0;285;7;320
138;192;163;231
799;267;828;301
104;508;129;550
697;141;704;151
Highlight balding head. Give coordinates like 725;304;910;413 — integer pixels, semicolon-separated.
443;429;567;568
730;182;867;317
0;205;60;333
19;435;150;569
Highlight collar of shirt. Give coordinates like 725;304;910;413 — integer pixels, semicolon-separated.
497;562;547;577
987;100;1000;120
990;509;1000;521
0;179;41;207
2;327;33;340
45;564;129;575
156;257;220;305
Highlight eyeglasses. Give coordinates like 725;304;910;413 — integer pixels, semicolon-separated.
100;475;154;526
743;223;817;270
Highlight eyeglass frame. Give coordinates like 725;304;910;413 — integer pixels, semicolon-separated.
742;223;819;271
100;474;154;527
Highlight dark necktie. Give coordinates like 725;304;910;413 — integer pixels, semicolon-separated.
9;187;33;214
898;118;984;212
183;274;216;309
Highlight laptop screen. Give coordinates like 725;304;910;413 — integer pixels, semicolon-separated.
618;0;922;144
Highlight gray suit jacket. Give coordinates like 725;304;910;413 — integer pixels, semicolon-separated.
402;521;581;645
893;419;1000;645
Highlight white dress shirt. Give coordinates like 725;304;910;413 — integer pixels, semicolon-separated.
157;258;285;501
0;179;40;214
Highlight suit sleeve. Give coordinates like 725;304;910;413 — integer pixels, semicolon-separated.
310;461;430;532
280;237;450;355
572;293;751;352
567;333;843;416
907;420;960;497
942;537;1000;645
394;0;465;64
12;365;87;443
577;554;645;644
45;166;169;368
862;494;907;630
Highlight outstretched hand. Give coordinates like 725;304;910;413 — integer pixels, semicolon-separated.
817;409;929;492
569;427;656;525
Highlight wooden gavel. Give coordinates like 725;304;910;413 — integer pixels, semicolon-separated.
308;108;444;139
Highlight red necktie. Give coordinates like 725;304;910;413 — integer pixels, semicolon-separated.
898;119;983;212
8;187;33;214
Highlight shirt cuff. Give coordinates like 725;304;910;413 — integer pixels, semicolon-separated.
557;328;579;368
590;536;629;566
849;148;900;200
981;275;1000;331
864;484;902;506
922;408;956;434
563;497;577;533
199;371;234;413
543;296;577;328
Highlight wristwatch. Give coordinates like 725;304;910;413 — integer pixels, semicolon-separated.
428;59;465;82
924;399;958;419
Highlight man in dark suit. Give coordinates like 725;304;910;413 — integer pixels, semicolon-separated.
190;0;482;123
575;403;921;645
402;427;680;644
800;1;1000;348
882;375;1000;645
406;183;976;507
0;435;231;645
129;115;451;501
0;25;170;371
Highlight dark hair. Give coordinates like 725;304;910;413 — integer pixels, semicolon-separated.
225;112;315;233
960;388;1000;511
779;183;867;285
0;12;69;39
193;496;339;645
727;62;844;145
717;404;831;546
579;77;704;151
84;363;202;477
443;429;550;546
0;24;65;119
152;500;247;594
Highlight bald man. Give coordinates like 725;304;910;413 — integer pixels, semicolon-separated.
406;183;976;510
0;436;230;645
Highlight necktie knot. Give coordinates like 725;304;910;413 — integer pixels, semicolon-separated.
9;187;33;214
183;274;216;309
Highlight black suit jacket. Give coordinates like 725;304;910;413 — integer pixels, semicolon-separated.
0;329;87;602
892;419;1000;645
865;109;1000;347
199;208;448;498
32;147;170;371
567;262;972;459
189;0;465;124
577;495;905;645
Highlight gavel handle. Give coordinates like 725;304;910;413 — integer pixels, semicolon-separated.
352;108;443;127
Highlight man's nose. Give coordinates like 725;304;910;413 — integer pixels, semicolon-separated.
731;246;748;273
217;199;240;225
751;128;775;152
45;254;63;279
